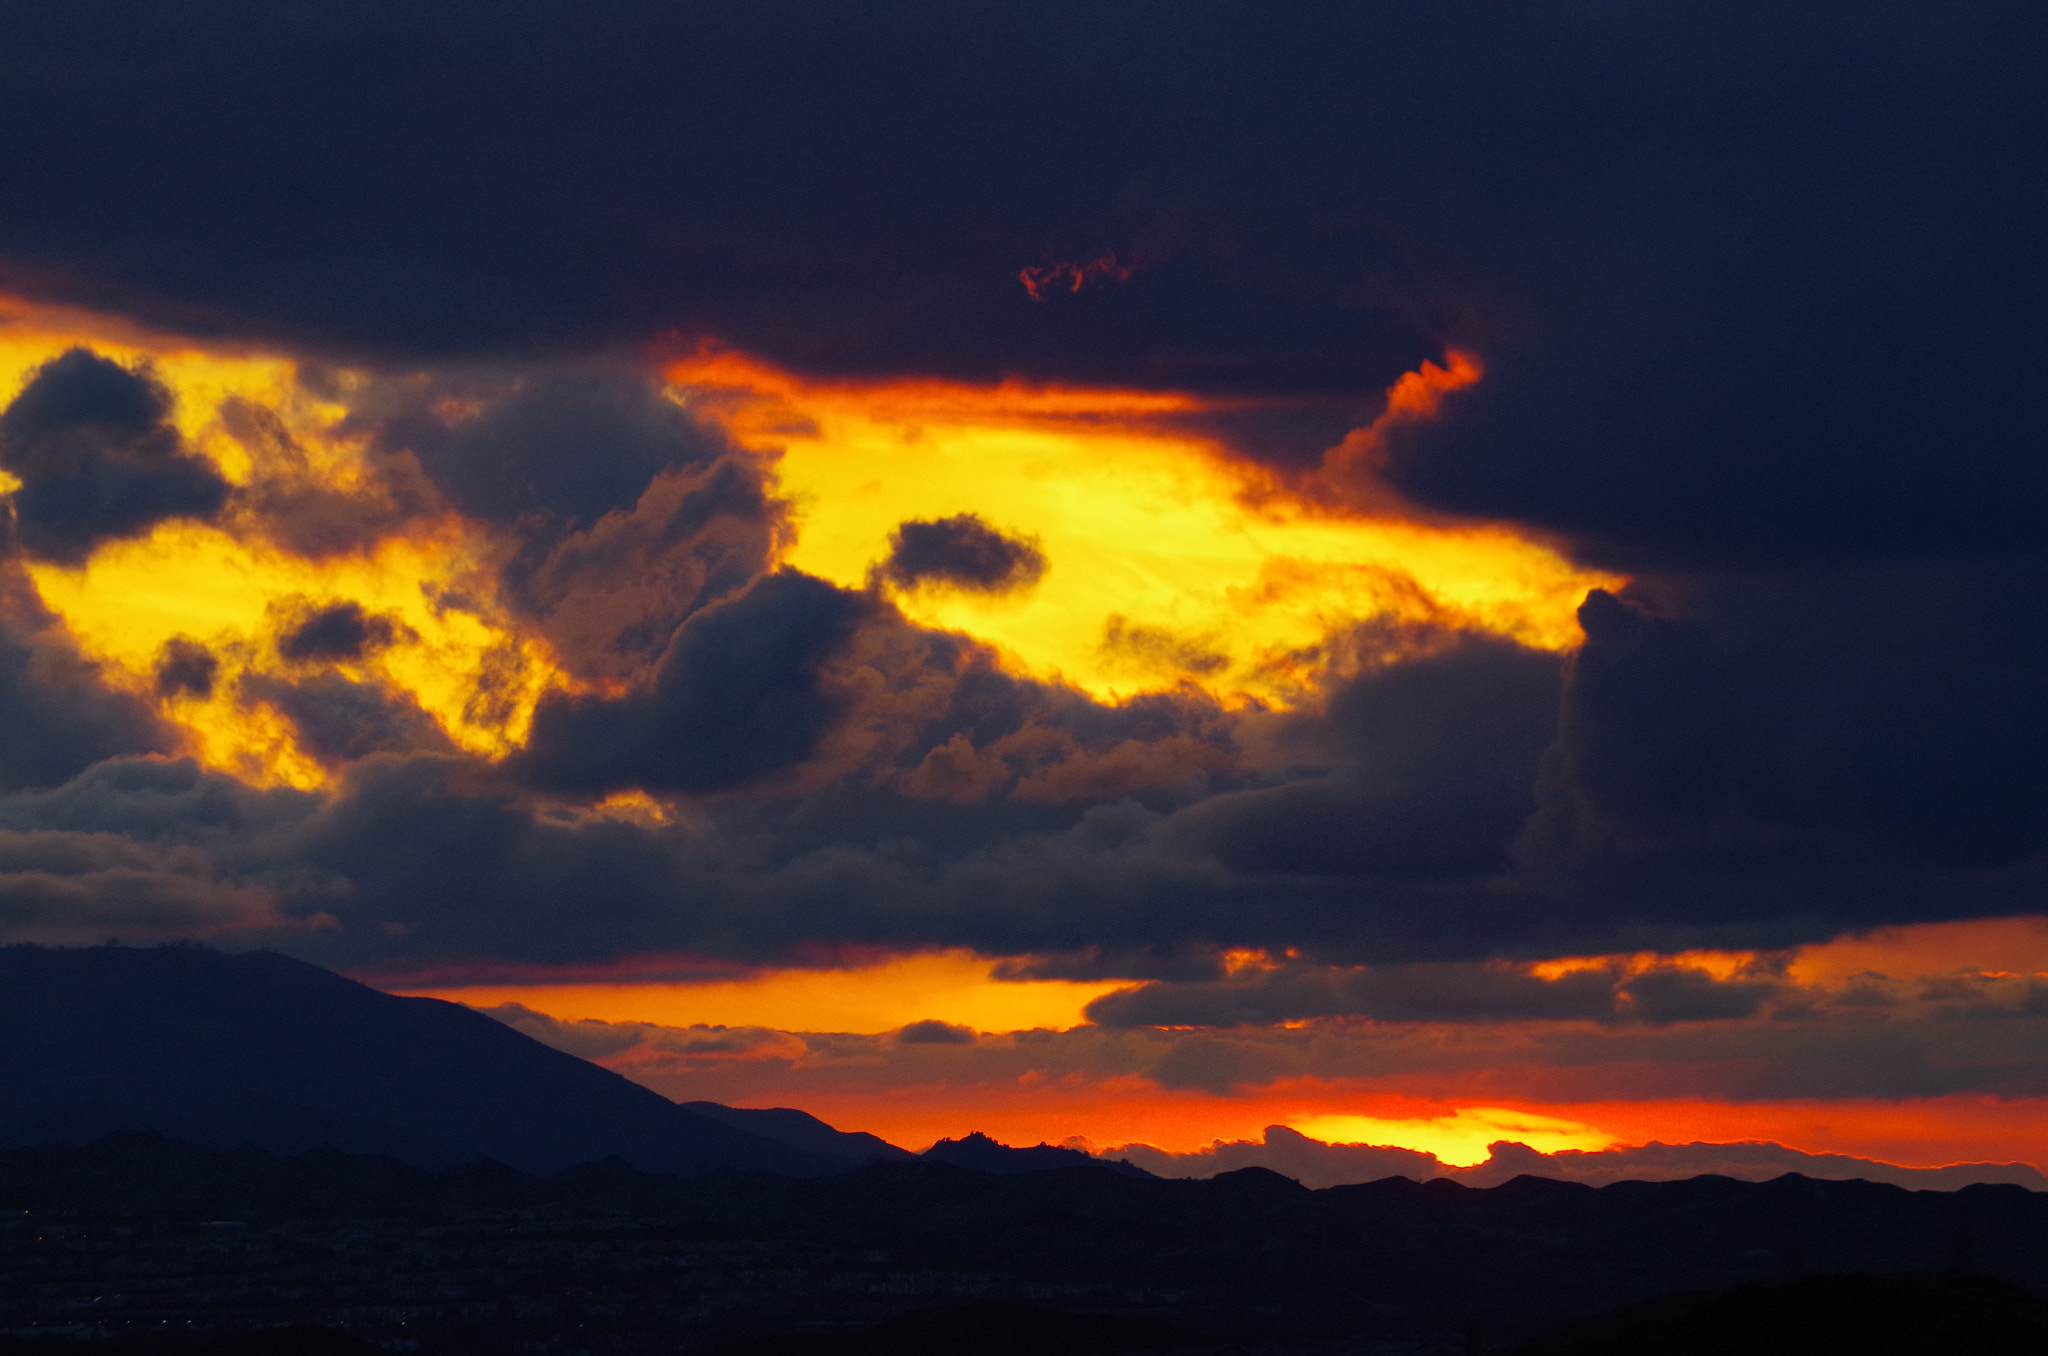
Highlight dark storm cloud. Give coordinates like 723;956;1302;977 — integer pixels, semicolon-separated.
1165;634;1561;877
256;585;2048;969
0;614;1544;968
513;570;869;795
0;3;1441;398
0;3;2043;971
0;4;2036;565
0;349;229;564
0;754;308;843
872;515;1046;595
1506;567;2048;945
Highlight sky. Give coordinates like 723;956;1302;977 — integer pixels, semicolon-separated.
2;2;2047;1179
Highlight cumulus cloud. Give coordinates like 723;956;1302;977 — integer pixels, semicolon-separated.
0;349;229;564
377;365;733;532
513;570;869;795
502;453;789;683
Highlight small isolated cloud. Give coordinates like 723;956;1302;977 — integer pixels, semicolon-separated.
275;600;409;664
873;514;1046;595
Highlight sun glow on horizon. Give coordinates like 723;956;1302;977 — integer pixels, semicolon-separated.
1286;1107;1617;1165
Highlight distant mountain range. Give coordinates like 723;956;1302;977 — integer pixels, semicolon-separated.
0;942;897;1176
3;1132;2047;1354
9;944;2048;1352
10;942;2042;1200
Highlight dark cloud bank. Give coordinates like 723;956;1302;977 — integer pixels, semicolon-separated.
0;4;2042;1002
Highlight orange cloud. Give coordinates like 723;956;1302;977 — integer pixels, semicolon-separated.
397;949;1124;1035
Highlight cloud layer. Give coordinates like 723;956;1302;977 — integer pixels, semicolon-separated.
0;2;2043;1162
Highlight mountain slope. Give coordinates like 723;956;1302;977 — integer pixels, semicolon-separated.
0;942;846;1176
680;1101;914;1164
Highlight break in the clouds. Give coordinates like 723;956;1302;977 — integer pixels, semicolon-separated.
0;0;2042;1168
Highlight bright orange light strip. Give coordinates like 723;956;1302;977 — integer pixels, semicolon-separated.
401;950;1125;1035
660;1080;2048;1171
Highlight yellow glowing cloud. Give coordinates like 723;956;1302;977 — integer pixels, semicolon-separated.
3;297;1616;796
1288;1106;1617;1166
669;348;1617;708
29;522;549;787
2;302;554;788
401;949;1126;1034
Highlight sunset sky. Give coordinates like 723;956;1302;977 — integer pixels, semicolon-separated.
2;3;2047;1179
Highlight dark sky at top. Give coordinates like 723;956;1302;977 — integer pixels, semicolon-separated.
0;1;2043;1000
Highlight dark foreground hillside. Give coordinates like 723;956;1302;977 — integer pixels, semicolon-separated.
1513;1272;2048;1356
0;945;841;1178
3;1135;2046;1355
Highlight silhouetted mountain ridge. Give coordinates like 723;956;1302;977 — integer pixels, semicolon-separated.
4;1133;2046;1352
922;1131;1155;1178
680;1101;914;1164
0;943;858;1176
